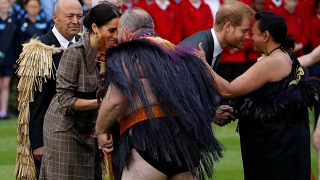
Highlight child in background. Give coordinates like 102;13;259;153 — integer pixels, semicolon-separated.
134;0;154;9
9;0;25;20
0;0;17;120
180;0;213;39
310;0;320;50
144;0;182;44
18;0;49;45
274;0;310;56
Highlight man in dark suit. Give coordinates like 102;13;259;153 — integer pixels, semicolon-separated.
179;1;255;125
28;0;83;176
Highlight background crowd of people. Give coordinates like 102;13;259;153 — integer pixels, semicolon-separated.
1;0;320;120
2;0;320;179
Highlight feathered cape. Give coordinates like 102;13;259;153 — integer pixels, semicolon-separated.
104;36;222;179
232;55;320;123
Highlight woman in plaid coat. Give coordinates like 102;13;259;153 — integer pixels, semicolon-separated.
40;3;121;179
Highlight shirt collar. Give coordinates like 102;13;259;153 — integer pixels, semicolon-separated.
211;28;223;58
190;0;201;9
204;0;220;19
82;32;97;73
155;0;170;11
272;0;282;7
52;26;76;49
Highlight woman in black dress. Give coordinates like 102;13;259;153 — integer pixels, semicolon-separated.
205;12;320;180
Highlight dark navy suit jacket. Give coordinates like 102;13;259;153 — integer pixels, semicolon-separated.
179;29;220;70
29;30;79;150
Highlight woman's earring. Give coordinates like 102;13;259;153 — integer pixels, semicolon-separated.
93;32;98;38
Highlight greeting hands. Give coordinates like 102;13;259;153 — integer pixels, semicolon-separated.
214;105;235;126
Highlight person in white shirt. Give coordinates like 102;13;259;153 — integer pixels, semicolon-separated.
27;0;83;177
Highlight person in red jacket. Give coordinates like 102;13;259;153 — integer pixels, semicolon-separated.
274;0;309;56
217;48;252;81
134;0;154;10
204;0;222;20
180;0;213;39
170;0;182;4
144;0;182;44
297;0;315;20
265;0;283;11
310;0;320;50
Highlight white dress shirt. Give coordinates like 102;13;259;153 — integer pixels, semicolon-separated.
155;0;170;11
211;28;223;67
204;0;220;20
52;26;76;49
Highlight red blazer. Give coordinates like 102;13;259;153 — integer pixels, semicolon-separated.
310;14;320;49
297;0;315;20
144;2;182;44
245;40;260;62
274;6;309;47
265;0;282;12
134;0;153;10
220;48;247;63
180;1;213;39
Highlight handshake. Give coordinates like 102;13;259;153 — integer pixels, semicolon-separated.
214;105;235;126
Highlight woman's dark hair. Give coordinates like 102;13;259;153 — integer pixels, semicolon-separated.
255;11;295;50
24;0;41;6
83;3;121;31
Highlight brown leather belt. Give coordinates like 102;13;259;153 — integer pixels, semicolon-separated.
120;105;168;135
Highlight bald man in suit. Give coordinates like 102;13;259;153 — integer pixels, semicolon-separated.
28;0;82;177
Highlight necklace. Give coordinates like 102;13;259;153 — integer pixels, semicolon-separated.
266;46;281;56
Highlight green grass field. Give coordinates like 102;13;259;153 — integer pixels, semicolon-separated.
0;115;317;180
0;118;17;180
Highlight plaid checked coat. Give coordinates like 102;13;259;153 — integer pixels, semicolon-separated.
40;33;101;179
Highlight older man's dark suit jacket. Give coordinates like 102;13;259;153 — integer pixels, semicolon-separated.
179;29;220;70
29;30;80;151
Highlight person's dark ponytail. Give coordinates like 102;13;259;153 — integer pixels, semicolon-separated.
255;12;295;51
281;35;295;51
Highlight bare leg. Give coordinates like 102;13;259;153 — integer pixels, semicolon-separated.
121;149;168;180
0;77;10;117
169;172;195;180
